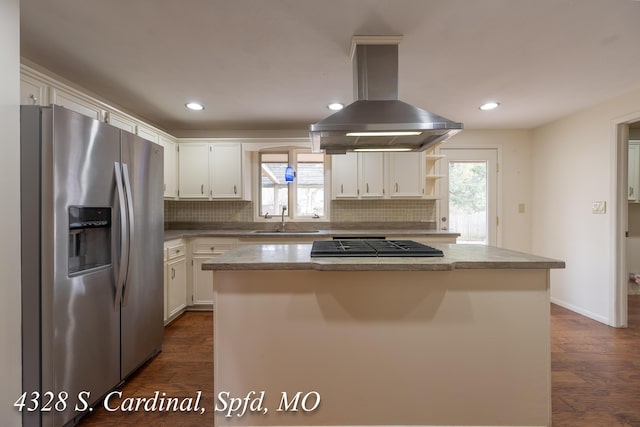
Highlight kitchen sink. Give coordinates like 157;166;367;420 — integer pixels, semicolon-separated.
251;230;320;234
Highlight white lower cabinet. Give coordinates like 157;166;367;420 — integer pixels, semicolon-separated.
164;239;187;323
189;238;238;309
167;258;187;318
192;257;215;305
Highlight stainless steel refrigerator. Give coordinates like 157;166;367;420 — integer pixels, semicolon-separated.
21;105;164;427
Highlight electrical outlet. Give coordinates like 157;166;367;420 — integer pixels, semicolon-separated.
592;201;606;214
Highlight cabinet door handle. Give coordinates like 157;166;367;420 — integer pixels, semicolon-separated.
395;183;399;192
234;185;237;194
210;246;215;251
171;267;175;279
201;184;204;194
630;186;634;197
366;183;369;193
341;184;344;194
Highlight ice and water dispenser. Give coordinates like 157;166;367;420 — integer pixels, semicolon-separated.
68;206;111;275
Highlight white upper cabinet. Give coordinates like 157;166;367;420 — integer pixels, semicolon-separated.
20;74;47;106
50;87;104;121
330;152;385;199
160;136;178;199
20;64;183;203
179;143;210;198
178;141;248;200
210;143;243;199
331;151;429;199
359;152;385;198
331;152;359;199
104;111;136;133
388;152;425;198
136;124;160;144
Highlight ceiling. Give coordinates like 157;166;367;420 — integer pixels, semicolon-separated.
19;0;640;135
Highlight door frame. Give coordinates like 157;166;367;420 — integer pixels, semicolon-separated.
613;112;640;327
437;143;503;247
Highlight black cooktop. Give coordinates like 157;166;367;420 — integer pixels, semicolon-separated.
310;240;444;258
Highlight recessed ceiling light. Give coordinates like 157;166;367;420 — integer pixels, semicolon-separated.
328;103;344;111
479;101;500;111
185;102;204;111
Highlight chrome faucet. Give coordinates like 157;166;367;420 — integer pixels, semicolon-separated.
279;206;287;231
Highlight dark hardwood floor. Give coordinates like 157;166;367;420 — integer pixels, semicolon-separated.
78;312;214;426
78;297;640;426
552;294;640;426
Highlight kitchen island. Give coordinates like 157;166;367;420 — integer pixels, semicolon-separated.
203;243;564;427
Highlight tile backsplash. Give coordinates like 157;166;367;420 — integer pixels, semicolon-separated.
165;200;254;223
164;199;436;226
330;199;435;222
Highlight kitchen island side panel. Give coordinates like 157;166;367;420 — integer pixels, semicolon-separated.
213;269;551;427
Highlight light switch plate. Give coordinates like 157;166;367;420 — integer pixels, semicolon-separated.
592;201;606;214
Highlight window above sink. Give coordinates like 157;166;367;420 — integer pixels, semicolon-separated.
257;149;328;222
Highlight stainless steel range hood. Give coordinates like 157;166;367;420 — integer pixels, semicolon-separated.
310;37;463;154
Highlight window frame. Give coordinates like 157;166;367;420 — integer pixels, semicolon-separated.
255;148;329;222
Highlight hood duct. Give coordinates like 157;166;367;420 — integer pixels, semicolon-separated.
310;37;463;154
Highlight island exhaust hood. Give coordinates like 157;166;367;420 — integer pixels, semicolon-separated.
310;36;463;154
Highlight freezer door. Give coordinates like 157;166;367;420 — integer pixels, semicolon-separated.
120;132;164;378
51;106;121;426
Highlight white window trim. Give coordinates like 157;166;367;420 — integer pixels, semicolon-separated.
253;148;330;222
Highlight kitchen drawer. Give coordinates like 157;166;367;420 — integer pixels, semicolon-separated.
167;243;186;260
191;238;238;254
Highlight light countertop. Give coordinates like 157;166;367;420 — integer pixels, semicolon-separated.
201;243;565;271
164;228;459;241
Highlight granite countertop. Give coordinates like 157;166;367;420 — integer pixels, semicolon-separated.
164;228;460;241
201;243;566;271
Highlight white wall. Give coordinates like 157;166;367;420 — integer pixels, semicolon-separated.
445;130;533;253
0;0;22;425
532;87;640;325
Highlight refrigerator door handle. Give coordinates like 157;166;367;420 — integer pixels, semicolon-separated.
121;163;135;306
114;162;129;309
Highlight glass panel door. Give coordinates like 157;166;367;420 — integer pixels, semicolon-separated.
440;148;498;245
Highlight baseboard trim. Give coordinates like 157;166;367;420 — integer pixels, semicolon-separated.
551;297;611;326
186;305;213;312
